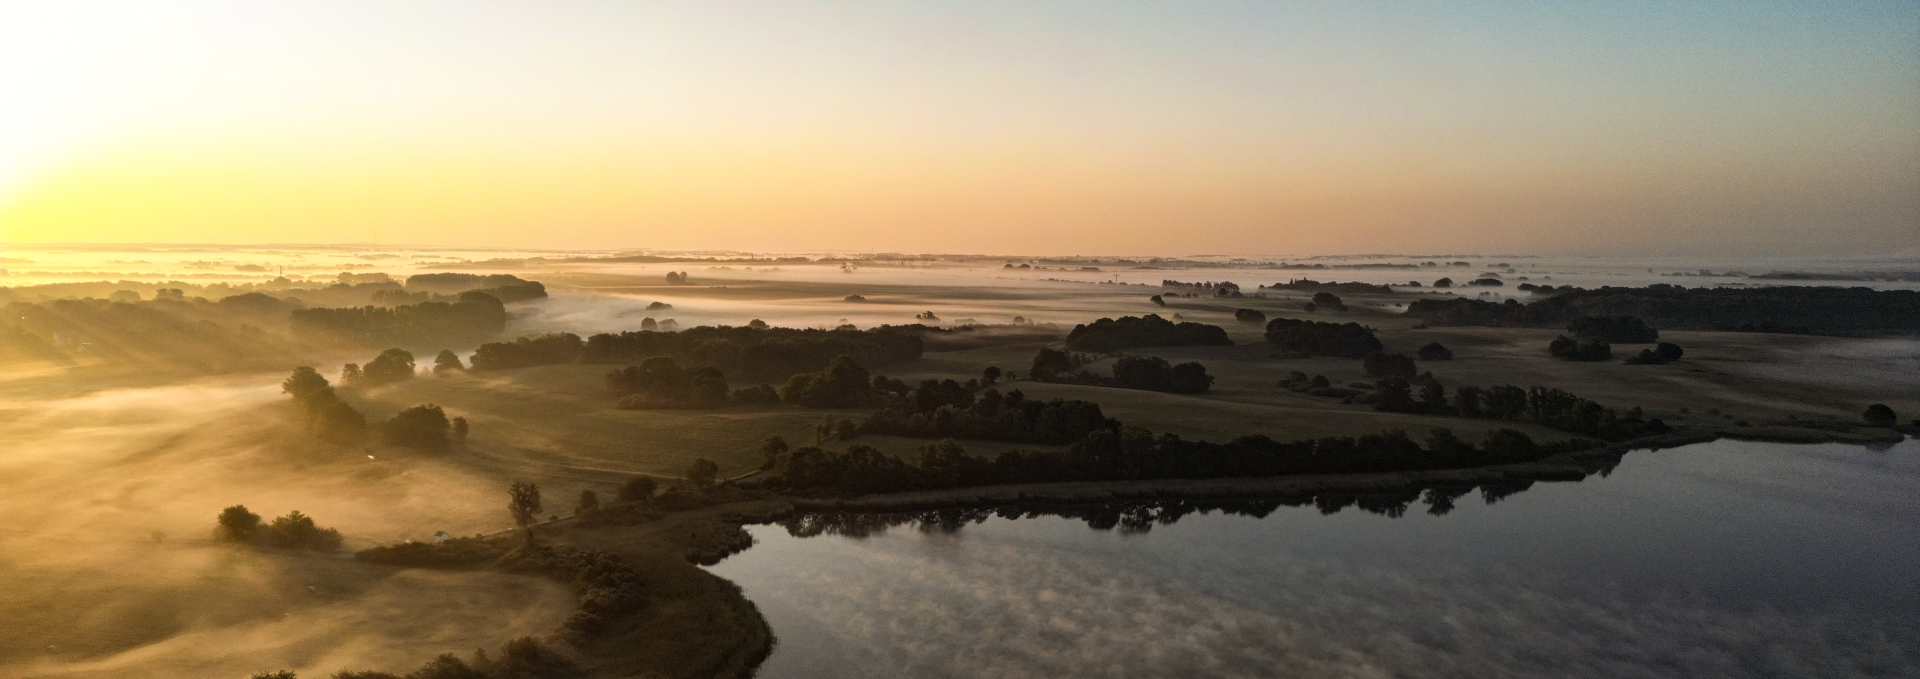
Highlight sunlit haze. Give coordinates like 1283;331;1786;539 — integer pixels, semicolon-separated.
2;0;1915;255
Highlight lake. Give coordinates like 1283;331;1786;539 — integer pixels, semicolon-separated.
708;438;1920;678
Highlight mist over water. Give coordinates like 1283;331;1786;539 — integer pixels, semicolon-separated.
711;439;1920;678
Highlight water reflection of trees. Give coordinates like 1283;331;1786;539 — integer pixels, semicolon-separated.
776;479;1540;538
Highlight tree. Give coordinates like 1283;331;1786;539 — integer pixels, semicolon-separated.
1362;352;1418;379
313;400;368;444
617;475;658;502
362;348;416;385
687;458;720;487
1234;308;1266;324
1303;302;1317;313
1548;335;1611;361
1416;342;1454;361
508;482;542;531
1433;278;1452;288
576;490;600;516
759;435;790;470
982;366;1002;385
1029;347;1076;380
1655;343;1684;362
1150;294;1165;306
281;366;331;401
1311;292;1347;312
1864;404;1898;427
340;363;363;385
748;319;769;330
383;404;450;452
780;355;873;407
267;510;343;551
450;416;469;445
249;672;297;679
218;505;262;541
432;349;465;373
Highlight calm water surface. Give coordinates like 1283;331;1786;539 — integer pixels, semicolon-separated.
709;439;1920;678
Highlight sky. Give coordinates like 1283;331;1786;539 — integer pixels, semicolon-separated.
0;0;1915;257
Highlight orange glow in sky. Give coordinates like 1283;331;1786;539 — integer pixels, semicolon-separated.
2;1;1915;255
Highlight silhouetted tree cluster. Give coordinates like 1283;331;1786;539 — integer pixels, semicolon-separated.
857;381;1119;444
1233;308;1267;324
779;355;873;407
576;325;923;380
1149;294;1165;306
1027;347;1084;379
605;357;730;409
1310;292;1348;311
469;333;585;370
1259;279;1395;295
432;349;465;373
1278;370;1361;398
1032;351;1214;394
1548;335;1613;361
1362;352;1418;379
1064;315;1232;352
1392;384;1672;441
290;292;506;347
1623;342;1685;365
1263;318;1383;358
346;348;416;386
282;366;368;444
1865;404;1898;427
1567;315;1659;343
1416;342;1454;360
765;426;1555;496
215;505;343;551
665;271;692;285
1405;284;1920;335
384;404;451;452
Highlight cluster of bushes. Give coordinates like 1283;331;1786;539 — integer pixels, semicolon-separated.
1416;342;1454;360
264;636;577;679
1064;315;1232;352
763;426;1558;496
341;348;417;387
857;381;1119;444
1548;335;1613;361
1233;308;1266;324
290;292;507;347
1623;343;1685;365
779;355;875;407
606;357;730;408
217;505;343;551
1263;318;1382;358
1031;350;1213;394
1405;284;1920;335
281;366;459;450
283;366;370;444
1259;279;1395;295
1278;371;1362;399
1373;382;1669;442
575;325;924;380
470;333;584;370
1307;292;1347;311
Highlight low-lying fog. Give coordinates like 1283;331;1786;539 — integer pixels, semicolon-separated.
0;374;573;677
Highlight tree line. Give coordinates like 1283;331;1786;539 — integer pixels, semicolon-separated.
467;325;925;380
1065;315;1233;352
1406;284;1920;335
290;291;507;347
1029;348;1214;394
760;424;1561;497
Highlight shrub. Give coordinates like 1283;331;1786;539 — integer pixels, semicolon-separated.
383;404;450;452
1548;335;1612;361
1233;308;1266;324
1362;352;1418;379
1416;342;1454;361
1264;318;1382;358
1865;404;1897;427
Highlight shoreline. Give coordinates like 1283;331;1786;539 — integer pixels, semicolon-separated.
776;425;1909;513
